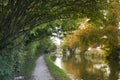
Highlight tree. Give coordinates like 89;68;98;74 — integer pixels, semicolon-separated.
61;0;120;59
0;0;106;54
0;0;108;79
101;0;120;59
61;21;101;56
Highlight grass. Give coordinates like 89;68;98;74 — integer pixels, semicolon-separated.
22;54;38;80
22;53;43;80
44;54;71;80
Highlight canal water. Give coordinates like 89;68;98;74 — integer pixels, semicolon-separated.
53;55;120;80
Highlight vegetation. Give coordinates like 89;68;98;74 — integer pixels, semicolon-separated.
61;0;120;60
0;0;119;79
23;37;56;79
44;54;71;80
61;19;120;59
0;0;106;52
0;37;56;79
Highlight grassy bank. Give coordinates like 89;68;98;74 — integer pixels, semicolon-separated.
44;54;71;80
22;54;42;80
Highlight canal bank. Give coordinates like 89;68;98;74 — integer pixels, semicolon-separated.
44;54;71;80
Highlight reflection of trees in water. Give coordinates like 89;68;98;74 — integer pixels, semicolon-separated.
78;56;105;80
108;59;120;80
60;55;120;80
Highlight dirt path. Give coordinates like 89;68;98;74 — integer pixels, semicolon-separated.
32;55;54;80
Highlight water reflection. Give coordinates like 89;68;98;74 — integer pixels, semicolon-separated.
53;55;120;80
54;57;62;69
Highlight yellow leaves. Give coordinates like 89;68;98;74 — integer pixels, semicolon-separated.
67;35;79;48
61;34;79;49
108;0;120;22
110;5;120;22
104;25;118;34
102;25;119;47
61;22;99;49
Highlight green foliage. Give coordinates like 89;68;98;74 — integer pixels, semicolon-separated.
22;37;56;79
0;0;112;79
0;51;14;80
44;54;71;80
0;0;106;51
36;37;57;54
21;41;40;79
0;43;25;80
0;35;56;79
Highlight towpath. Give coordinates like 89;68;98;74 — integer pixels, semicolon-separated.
32;55;54;80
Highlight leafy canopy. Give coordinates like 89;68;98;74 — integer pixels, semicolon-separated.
0;0;107;52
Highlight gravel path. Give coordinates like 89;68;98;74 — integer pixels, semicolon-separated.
32;55;54;80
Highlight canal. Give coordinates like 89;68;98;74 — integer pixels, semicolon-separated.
53;54;120;80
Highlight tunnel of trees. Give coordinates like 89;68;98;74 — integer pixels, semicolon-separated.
0;0;120;79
